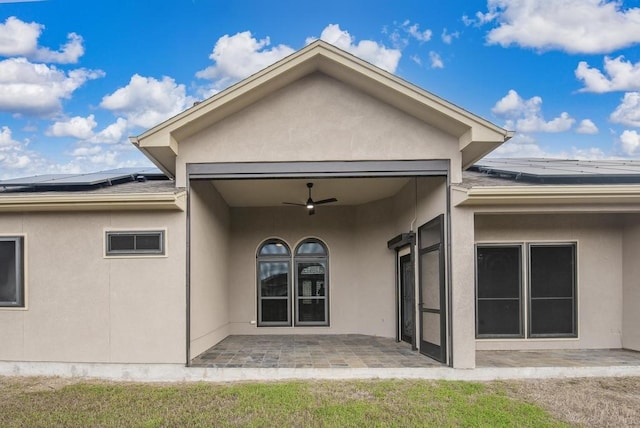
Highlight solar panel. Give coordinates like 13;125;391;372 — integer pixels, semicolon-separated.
472;158;640;183
0;167;165;189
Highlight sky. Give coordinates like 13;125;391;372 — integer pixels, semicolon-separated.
2;0;640;179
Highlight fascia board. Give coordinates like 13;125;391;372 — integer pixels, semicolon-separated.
0;191;186;212
454;184;640;206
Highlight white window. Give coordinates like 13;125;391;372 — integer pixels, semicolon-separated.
106;231;165;256
0;236;24;308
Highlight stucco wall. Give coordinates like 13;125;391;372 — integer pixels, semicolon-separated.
189;181;231;358
0;210;185;363
176;73;461;187
228;205;365;335
475;213;623;350
622;214;640;351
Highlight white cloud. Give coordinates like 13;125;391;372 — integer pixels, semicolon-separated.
429;51;444;69
196;31;294;91
70;145;102;157
0;126;43;178
489;133;607;159
490;133;547;157
0;16;84;63
0;125;150;179
476;0;640;54
0;57;104;116
441;28;459;44
576;56;640;93
88;117;129;144
620;130;640;156
312;24;402;73
0;16;39;57
46;114;97;139
401;20;432;42
409;55;421;66
610;92;640;127
100;74;196;129
463;10;499;27
576;119;599;134
492;89;575;133
33;32;84;64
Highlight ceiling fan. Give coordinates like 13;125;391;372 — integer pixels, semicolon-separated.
282;182;338;215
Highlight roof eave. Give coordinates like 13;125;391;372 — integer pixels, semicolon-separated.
453;184;640;207
0;191;186;212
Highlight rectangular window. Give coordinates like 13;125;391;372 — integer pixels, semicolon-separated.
0;237;24;308
106;231;165;256
475;242;577;339
258;261;291;326
295;261;328;326
476;245;523;337
529;244;577;337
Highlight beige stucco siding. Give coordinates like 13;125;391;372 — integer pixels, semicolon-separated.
0;210;185;363
176;73;461;187
189;181;231;358
228;205;365;335
622;214;640;351
475;213;623;350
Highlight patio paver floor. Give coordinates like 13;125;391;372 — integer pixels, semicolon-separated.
191;334;640;370
191;334;440;368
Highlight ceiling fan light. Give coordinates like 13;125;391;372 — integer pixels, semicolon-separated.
306;203;314;209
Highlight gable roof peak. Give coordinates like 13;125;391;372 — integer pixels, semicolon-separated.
132;40;511;177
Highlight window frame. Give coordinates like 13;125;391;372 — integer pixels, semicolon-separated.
256;239;292;327
105;230;166;257
475;241;578;340
475;243;524;339
527;242;577;338
0;236;25;308
294;238;329;327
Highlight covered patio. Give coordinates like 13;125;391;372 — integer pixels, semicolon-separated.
191;334;640;370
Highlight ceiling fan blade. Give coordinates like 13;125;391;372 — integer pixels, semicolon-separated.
314;198;338;205
282;202;306;206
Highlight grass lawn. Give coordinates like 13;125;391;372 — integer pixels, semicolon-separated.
0;378;565;427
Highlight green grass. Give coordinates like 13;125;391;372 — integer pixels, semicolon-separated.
0;378;567;427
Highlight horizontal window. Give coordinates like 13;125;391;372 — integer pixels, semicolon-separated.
0;236;25;308
106;231;165;256
476;242;577;339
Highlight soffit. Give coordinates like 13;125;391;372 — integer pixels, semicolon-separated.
212;177;412;207
132;41;510;177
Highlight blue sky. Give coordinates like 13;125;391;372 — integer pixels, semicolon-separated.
2;0;640;179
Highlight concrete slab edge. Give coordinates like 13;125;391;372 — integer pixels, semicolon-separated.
1;361;640;383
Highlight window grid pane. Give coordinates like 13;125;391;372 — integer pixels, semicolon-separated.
476;245;522;338
106;231;164;255
257;239;291;326
529;244;576;337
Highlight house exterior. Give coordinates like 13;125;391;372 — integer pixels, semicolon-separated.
1;41;639;371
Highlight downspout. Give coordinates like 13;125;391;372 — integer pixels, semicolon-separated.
410;177;418;232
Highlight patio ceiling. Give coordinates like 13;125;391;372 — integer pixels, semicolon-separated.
212;177;413;207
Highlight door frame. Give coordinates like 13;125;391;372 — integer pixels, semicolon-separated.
387;232;417;350
417;214;447;363
399;252;413;345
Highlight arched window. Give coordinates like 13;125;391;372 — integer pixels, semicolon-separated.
257;239;291;326
294;238;329;326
